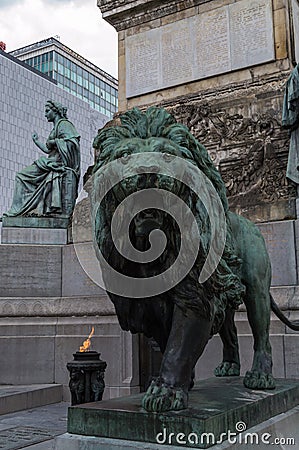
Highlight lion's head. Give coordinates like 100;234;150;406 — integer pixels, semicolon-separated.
92;107;245;336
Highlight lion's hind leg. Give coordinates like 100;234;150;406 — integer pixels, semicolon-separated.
214;308;240;377
231;212;276;389
243;279;275;390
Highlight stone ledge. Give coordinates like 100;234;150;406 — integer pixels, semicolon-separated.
0;287;297;317
0;295;114;317
0;384;63;416
2;216;71;229
160;68;291;108
236;285;299;312
97;0;209;30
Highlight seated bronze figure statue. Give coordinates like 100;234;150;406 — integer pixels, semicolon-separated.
3;100;80;219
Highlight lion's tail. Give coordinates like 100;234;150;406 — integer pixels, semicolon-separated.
270;294;299;331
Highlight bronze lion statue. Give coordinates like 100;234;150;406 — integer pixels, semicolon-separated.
91;107;299;413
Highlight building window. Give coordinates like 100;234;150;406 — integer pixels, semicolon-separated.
48;60;53;74
57;63;64;75
19;46;118;117
71;81;77;92
64;67;71;79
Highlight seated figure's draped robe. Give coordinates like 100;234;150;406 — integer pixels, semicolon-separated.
4;119;80;217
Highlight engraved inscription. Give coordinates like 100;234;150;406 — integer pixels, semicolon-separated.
230;0;274;69
126;31;160;98
125;0;274;98
161;21;193;86
194;7;231;78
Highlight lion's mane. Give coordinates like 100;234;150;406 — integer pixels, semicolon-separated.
92;107;245;336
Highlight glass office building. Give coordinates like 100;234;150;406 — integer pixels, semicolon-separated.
10;37;118;119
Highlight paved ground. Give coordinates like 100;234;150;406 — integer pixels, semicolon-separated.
0;402;68;449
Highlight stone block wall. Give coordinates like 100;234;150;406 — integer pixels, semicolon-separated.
0;241;140;401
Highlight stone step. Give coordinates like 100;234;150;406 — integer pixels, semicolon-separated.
0;384;63;415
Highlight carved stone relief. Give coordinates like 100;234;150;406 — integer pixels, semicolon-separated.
171;101;296;220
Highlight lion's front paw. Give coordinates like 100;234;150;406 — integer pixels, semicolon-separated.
142;378;188;412
214;361;240;377
244;370;276;390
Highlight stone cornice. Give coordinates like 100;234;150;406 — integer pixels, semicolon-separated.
159;70;291;109
97;0;212;31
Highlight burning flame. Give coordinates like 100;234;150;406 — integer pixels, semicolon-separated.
79;327;95;352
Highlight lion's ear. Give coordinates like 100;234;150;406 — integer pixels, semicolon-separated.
101;116;121;130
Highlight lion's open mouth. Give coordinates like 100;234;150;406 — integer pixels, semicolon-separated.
133;209;164;238
131;187;165;240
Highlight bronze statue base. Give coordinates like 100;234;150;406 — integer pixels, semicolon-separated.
67;377;299;448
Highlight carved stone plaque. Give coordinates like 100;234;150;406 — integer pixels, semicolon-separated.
193;6;231;79
126;29;160;97
229;0;274;70
126;0;275;98
161;21;193;86
292;0;299;64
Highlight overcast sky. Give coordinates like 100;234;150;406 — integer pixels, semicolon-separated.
0;0;118;78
